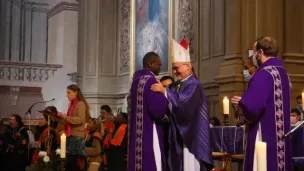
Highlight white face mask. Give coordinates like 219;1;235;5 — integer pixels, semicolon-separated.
243;70;252;80
291;116;297;124
252;54;260;67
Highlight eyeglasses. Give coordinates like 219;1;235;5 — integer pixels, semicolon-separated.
171;64;186;71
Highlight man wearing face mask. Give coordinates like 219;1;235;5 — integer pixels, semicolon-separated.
231;36;293;171
243;56;257;81
290;108;301;127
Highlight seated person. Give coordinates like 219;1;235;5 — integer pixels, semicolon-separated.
291;108;301;127
36;106;59;151
107;112;128;171
31;106;60;165
85;118;103;171
5;115;29;171
210;117;221;127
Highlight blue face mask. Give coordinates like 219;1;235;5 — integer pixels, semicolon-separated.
298;104;303;111
243;70;252;80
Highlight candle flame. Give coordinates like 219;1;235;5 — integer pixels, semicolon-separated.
224;96;228;100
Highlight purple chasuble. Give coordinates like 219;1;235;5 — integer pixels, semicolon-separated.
237;58;293;171
166;75;213;171
127;69;169;171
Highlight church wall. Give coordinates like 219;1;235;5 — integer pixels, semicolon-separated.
182;0;304;126
0;0;79;122
282;0;304;107
77;0;129;118
75;0;304;120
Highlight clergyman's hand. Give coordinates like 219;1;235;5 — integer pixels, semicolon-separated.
231;96;242;105
151;81;165;94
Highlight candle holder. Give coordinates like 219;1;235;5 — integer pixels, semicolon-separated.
223;114;229;126
60;158;67;171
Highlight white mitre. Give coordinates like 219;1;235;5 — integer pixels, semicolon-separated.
171;38;191;63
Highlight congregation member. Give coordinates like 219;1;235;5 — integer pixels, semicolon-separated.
36;106;59;151
4;114;29;171
85;118;103;171
296;95;303;120
107;112;128;171
127;52;169;171
243;55;258;81
31;107;59;165
291;108;302;127
160;75;174;88
0;121;9;169
151;39;213;171
99;105;114;170
296;95;303;111
58;84;90;171
231;36;293;171
210;117;221;127
160;75;173;167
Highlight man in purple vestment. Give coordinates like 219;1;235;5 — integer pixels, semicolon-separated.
152;39;213;171
127;52;169;171
231;36;293;171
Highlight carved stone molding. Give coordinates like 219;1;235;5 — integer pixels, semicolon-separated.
47;2;79;18
10;86;20;106
119;0;130;74
178;0;196;61
0;61;62;82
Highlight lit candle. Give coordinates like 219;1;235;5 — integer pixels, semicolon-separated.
256;141;267;171
223;96;229;114
60;133;66;158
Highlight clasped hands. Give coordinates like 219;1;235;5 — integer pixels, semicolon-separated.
151;80;165;94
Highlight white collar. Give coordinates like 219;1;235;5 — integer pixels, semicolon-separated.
180;74;192;82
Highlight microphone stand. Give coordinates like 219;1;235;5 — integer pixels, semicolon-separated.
283;115;304;139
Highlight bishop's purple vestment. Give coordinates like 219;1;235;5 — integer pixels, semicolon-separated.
166;75;213;171
127;69;169;171
237;58;293;171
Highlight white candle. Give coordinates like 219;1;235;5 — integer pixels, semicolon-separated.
256;141;267;171
223;96;229;114
60;133;66;158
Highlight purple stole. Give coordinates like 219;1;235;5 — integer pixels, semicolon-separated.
127;75;152;171
263;66;285;170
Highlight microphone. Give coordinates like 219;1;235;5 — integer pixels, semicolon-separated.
25;98;55;115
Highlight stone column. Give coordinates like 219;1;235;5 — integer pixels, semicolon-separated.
281;0;304;107
214;0;244;125
45;1;79;112
242;0;304;106
77;0;121;117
